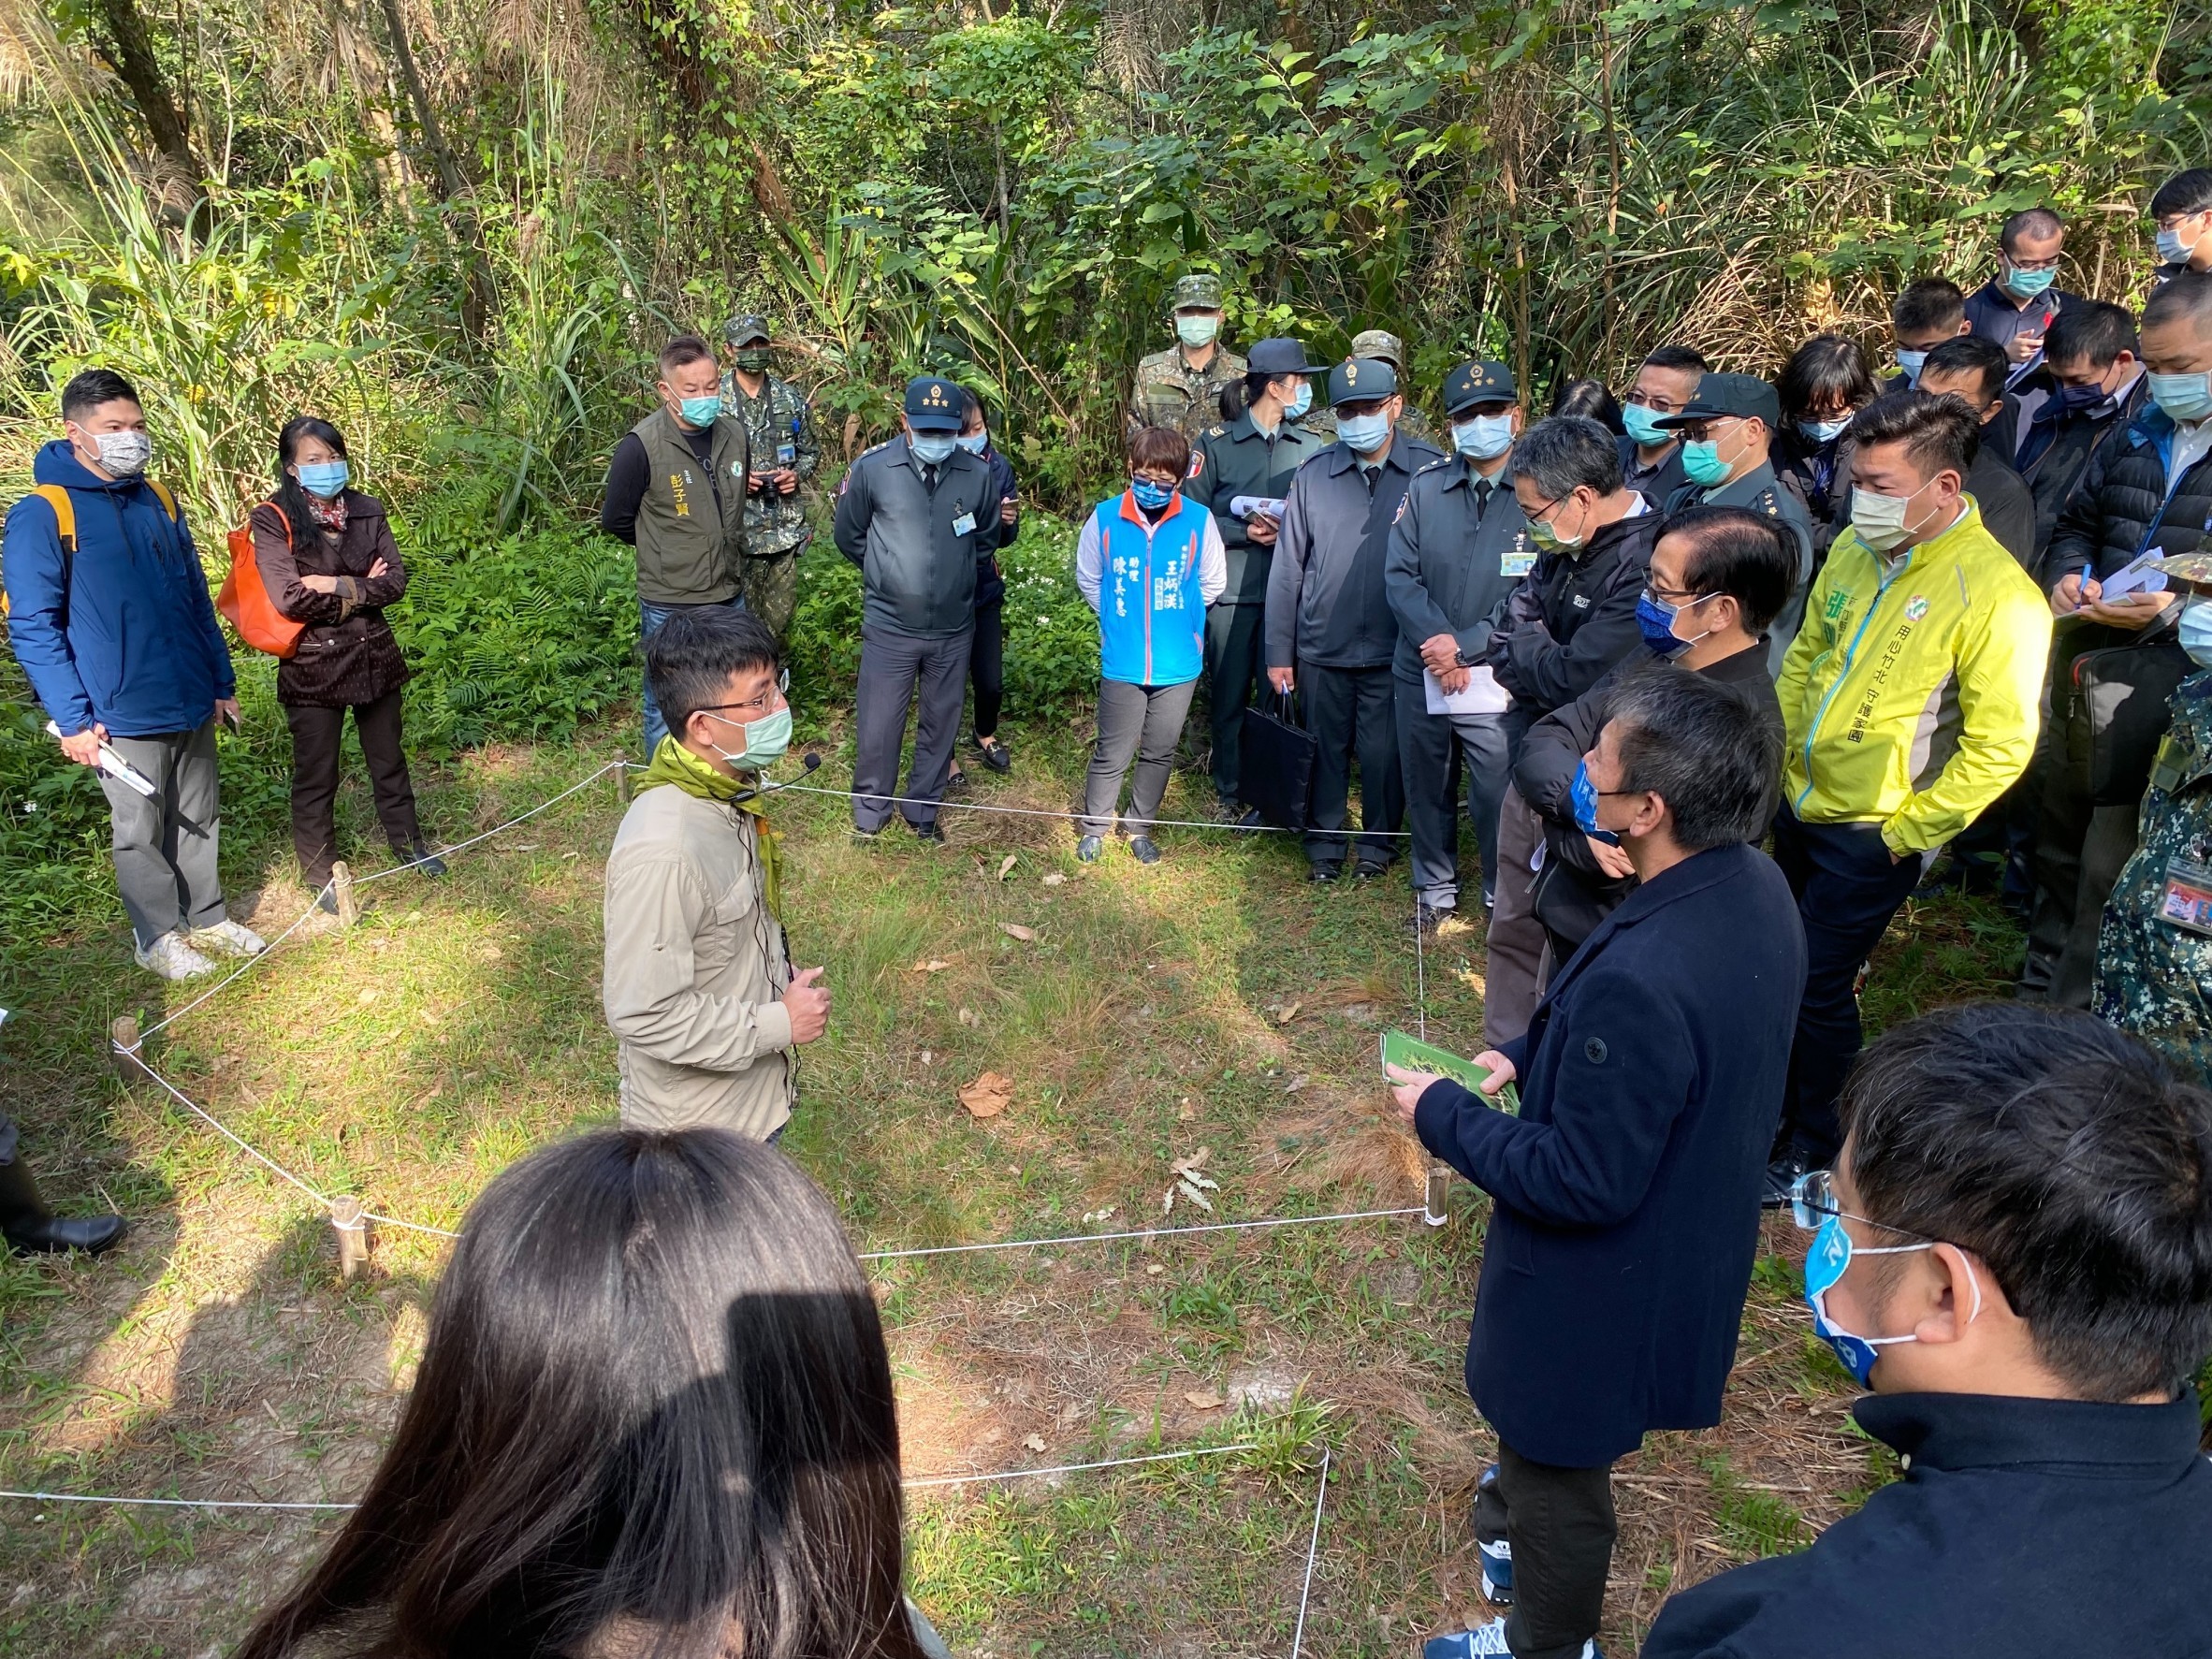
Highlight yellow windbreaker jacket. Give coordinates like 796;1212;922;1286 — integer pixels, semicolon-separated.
1776;500;2052;856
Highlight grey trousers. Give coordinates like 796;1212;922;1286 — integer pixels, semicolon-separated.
853;622;974;831
1303;662;1404;868
103;720;226;949
1395;676;1509;910
1082;677;1198;835
1483;784;1551;1048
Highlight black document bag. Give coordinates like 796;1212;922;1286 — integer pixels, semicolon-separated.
1238;689;1317;830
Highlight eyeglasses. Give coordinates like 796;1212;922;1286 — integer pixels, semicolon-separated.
1786;1169;1928;1242
698;668;790;720
1642;581;1710;605
2005;252;2064;272
1625;390;1686;414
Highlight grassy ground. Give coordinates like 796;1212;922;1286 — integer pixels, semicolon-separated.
0;708;2021;1657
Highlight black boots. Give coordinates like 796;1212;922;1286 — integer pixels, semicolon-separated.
0;1154;125;1256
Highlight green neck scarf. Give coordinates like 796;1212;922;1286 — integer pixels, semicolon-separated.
635;735;783;919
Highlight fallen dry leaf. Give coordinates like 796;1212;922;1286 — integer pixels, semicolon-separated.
1284;1073;1309;1094
958;1007;978;1026
1022;1433;1047;1452
1000;923;1037;942
1041;871;1067;886
1184;1390;1225;1410
997;853;1018;880
1145;1262;1164;1275
1275;1000;1302;1026
958;1070;1015;1119
356;988;378;1006
912;959;953;973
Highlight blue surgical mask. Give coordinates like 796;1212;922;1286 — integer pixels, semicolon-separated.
1569;758;1619;845
1622;403;1671;448
2158;225;2200;267
1680;438;1732;488
1797;415;1852;444
1130;478;1174;510
706;705;791;772
1637;589;1710;658
2148;370;2212;425
1451;414;1515;461
678;394;722;428
1335;411;1390;455
2182;602;2212;670
297;459;349;499
1801;1209;1979;1389
909;433;957;465
2052;380;2110;417
1284;381;1314;421
1895;349;1928;386
955;432;989;455
2001;262;2058;300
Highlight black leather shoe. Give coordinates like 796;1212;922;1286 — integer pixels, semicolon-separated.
1354;859;1390;880
1129;836;1162;865
910;821;947;844
1762;1157;1808;1210
972;735;1012;773
1309;863;1342;884
399;842;447;879
1;1157;125;1257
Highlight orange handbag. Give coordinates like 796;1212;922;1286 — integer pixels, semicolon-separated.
219;502;306;659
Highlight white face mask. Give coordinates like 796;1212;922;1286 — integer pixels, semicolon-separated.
1851;476;1943;554
90;429;153;477
1175;313;1220;349
1452;414;1515;460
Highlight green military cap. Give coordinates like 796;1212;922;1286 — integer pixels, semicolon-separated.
1168;273;1226;313
1349;329;1407;371
723;313;772;347
2153;553;2212;596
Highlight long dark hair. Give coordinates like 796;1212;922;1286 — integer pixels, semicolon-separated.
273;415;351;548
236;1131;925;1659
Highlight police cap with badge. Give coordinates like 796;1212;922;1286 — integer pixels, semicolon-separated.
903;375;967;431
1329;357;1400;407
1443;359;1518;417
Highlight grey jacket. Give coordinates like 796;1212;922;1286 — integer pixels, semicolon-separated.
1385;456;1533;683
1266;431;1450;671
832;437;1003;636
603;782;794;1140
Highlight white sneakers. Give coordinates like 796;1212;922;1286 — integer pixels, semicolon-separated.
189;919;268;958
136;919;268;980
135;931;218;980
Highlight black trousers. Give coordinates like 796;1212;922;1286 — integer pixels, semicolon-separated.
2021;753;2140;1009
969;601;1005;738
1205;601;1264;806
284;691;424;886
1474;1441;1618;1659
1770;808;1925;1167
1303;662;1404;868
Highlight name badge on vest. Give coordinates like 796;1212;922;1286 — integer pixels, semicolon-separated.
952;511;978;537
1500;531;1535;579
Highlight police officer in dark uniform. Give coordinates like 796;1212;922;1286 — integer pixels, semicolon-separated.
1387;361;1533;930
1656;371;1815;666
1266;357;1448;878
1188;337;1326;821
833;376;1003;841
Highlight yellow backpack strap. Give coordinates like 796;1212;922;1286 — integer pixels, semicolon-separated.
145;479;179;521
29;484;75;552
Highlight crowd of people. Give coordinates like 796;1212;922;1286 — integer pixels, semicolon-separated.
4;169;2212;1658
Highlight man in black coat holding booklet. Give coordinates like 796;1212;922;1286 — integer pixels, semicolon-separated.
1389;666;1805;1659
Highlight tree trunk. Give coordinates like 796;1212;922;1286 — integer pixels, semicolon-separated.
89;0;196;182
373;0;464;200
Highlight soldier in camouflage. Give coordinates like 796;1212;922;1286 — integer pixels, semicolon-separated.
2094;568;2212;1079
720;314;821;638
1128;273;1247;444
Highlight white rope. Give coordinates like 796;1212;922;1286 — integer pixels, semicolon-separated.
1288;1443;1332;1659
860;1206;1427;1260
130;1056;333;1207
766;779;1415;837
0;1439;1268;1513
354;761;624;885
128;885;335;1047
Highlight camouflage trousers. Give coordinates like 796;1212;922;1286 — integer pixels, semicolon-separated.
741;545;803;639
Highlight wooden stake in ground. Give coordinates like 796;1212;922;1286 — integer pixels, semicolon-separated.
109;1015;142;1085
1425;1161;1451;1227
330;1196;368;1281
615;753;631;805
331;860;360;928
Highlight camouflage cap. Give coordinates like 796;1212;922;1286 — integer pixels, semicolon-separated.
1168;273;1226;313
2153;553;2212;595
722;313;772;347
1349;329;1407;371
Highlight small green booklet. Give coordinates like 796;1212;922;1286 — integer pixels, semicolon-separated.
1381;1028;1520;1113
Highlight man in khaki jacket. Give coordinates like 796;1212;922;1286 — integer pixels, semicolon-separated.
603;607;830;1138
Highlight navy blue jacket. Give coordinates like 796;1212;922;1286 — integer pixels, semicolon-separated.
3;440;234;737
1641;1390;2212;1658
1414;840;1805;1467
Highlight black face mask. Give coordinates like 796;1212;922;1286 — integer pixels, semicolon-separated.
734;348;773;372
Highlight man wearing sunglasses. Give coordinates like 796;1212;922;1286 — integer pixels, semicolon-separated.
604;606;830;1142
1644;1002;2212;1659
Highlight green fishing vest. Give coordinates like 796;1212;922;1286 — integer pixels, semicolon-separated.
632;406;749;605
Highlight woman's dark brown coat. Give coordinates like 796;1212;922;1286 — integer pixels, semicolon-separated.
251;494;410;706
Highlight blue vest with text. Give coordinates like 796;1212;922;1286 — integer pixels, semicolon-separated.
1093;491;1212;687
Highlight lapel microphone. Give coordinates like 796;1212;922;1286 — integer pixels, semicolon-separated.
731;749;822;806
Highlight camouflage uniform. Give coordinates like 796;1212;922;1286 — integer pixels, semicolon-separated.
1128;273;1247;444
719;365;820;638
2094;660;2212;1080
